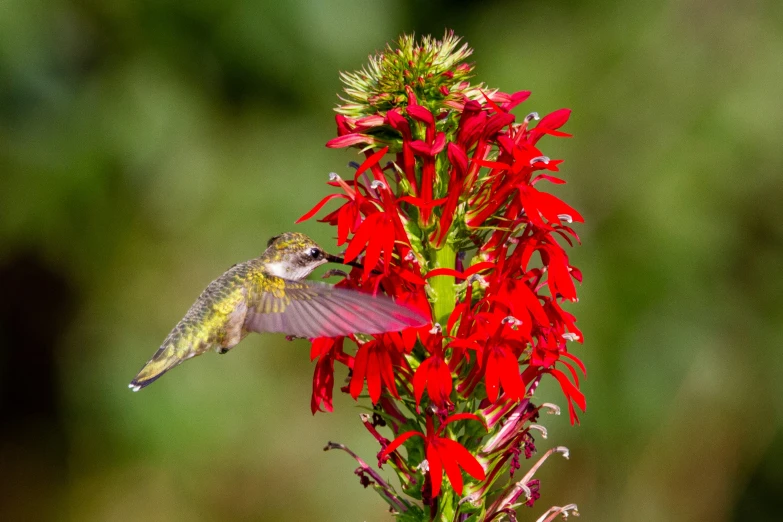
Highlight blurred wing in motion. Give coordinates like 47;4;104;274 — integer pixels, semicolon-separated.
245;278;428;338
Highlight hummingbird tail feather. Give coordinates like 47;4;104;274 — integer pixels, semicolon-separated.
128;339;192;392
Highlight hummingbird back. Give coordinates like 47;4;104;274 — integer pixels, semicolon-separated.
129;264;251;391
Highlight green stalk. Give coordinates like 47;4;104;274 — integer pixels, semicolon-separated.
428;241;457;327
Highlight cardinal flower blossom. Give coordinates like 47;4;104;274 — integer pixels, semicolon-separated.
380;413;486;497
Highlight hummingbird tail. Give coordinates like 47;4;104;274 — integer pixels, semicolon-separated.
128;339;192;392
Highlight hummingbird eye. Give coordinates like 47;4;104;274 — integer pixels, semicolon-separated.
308;248;322;260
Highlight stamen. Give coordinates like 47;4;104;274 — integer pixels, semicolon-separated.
404;251;415;261
491;446;571;516
458;492;481;506
502;316;522;328
417;459;430;473
530;156;550;165
348;161;361;170
468;274;489;288
525;112;540;123
329;172;341;181
535;504;579;522
529;424;548;439
429;323;442;334
562;332;579;342
370;180;387;190
540;403;561;416
558;214;573;223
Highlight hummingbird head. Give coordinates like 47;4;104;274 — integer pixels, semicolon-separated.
262;232;341;280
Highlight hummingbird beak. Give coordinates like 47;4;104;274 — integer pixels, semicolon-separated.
324;253;385;275
324;253;364;270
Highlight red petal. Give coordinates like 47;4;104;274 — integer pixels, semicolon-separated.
484;353;500;403
349;344;369;399
438;443;464;494
549;368;586;412
438;413;485;436
378;347;399;398
561;351;587;375
438;438;486;480
425;267;463;279
427;443;443;498
534;191;584;223
498;349;524;399
366;348;381;404
380;430;423;460
481;91;504;114
538;108;571;131
296;193;346;223
412;358;431;407
355;146;389;177
343;214;376;264
474;158;511;170
502;90;531;111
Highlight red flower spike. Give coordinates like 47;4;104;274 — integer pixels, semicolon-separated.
306;34;586;517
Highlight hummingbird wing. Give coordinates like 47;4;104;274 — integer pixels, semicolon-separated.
244;277;429;338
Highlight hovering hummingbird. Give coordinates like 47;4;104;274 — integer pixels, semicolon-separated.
129;232;428;391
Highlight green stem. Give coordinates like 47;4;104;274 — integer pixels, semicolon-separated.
428;242;457;327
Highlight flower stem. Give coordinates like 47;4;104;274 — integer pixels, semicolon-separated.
324;441;411;513
428;241;457;327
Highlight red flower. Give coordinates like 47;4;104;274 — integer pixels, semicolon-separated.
380;413;486;497
349;335;407;404
310;337;351;414
412;329;452;409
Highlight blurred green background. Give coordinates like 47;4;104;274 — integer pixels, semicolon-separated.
2;0;782;520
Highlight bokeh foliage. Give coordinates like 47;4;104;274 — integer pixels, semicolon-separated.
1;0;782;520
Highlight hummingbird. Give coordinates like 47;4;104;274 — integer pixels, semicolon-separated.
129;232;428;391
